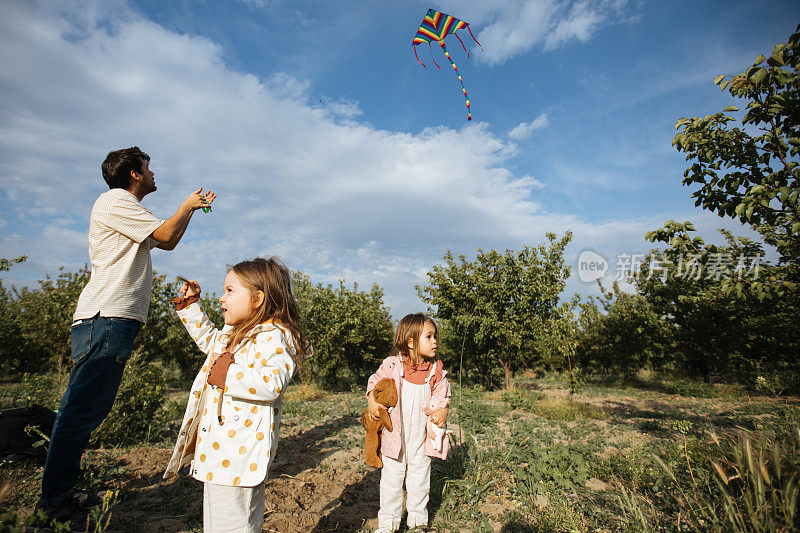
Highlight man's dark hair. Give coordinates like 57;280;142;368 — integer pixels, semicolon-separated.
101;147;150;189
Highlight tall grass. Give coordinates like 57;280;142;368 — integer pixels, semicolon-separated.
713;429;799;530
619;426;800;531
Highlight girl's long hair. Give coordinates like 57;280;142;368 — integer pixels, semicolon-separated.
224;257;310;371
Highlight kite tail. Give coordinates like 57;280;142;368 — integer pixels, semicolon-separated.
466;26;483;52
454;33;469;58
413;45;426;69
439;40;472;121
429;42;441;70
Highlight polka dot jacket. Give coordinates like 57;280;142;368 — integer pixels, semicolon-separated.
164;301;296;487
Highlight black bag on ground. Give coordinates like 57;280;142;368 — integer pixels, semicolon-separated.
0;404;56;459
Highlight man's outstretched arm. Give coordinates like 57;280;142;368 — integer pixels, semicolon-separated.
151;188;216;250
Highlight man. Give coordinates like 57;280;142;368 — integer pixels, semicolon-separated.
37;147;216;520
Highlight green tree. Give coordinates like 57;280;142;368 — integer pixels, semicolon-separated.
649;25;800;299
0;256;27;272
13;266;90;376
0;256;33;375
574;281;674;375
636;230;799;383
417;232;573;389
136;273;223;382
1;262;221;382
293;272;394;390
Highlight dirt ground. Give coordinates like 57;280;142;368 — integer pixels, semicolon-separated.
4;379;797;532
98;413;381;532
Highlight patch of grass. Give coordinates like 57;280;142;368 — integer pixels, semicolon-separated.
661;379;721;399
501;394;606;423
496;388;540;411
453;387;503;435
530;398;607;421
284;382;329;403
588;445;662;491
588;370;741;400
501;493;609;533
637;419;662;432
282;390;361;420
617;427;800;532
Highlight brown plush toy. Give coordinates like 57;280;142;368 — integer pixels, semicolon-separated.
361;378;398;468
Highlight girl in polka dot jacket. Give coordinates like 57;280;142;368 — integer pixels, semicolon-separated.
164;257;310;533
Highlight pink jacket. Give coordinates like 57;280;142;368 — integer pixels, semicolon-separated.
366;355;451;460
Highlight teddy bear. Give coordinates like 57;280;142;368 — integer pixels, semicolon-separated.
423;397;449;452
361;377;398;468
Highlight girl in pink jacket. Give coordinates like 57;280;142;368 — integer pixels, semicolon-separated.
366;314;451;532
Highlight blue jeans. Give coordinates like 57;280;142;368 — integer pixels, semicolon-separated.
40;315;141;501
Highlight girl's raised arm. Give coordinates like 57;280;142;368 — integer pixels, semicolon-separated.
173;293;223;356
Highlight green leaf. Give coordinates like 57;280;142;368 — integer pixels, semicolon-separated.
714;74;726;84
723;105;739;112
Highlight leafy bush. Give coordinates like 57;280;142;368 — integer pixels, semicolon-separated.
575;282;673;375
293;272;394;390
18;372;68;410
509;443;590;493
3;265;89;375
417;234;574;390
90;353;171;447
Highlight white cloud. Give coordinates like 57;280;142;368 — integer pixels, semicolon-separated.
0;1;569;316
508;112;549;139
238;0;269;7
544;1;604;50
0;1;768;319
438;0;633;65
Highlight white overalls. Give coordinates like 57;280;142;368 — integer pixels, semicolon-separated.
377;363;437;531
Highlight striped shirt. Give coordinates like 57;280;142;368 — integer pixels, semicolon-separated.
73;189;165;324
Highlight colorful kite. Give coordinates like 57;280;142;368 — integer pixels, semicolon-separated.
412;8;482;121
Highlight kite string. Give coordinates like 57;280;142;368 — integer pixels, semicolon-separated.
340;48;406;100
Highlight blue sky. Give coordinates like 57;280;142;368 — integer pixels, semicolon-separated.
0;0;797;318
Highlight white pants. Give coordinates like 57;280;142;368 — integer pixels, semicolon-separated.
378;380;431;531
203;479;265;533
